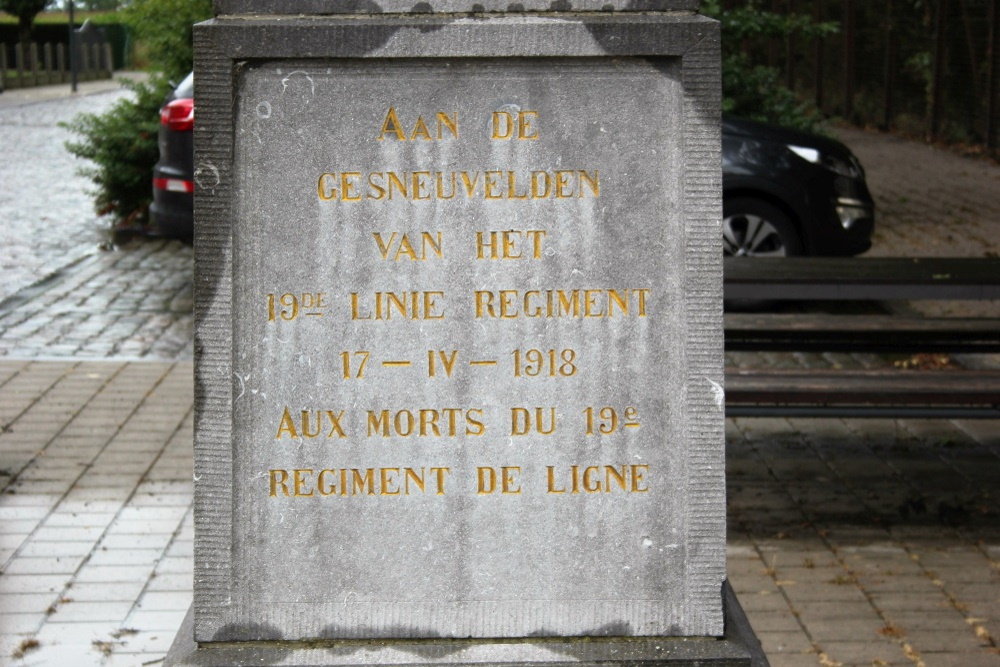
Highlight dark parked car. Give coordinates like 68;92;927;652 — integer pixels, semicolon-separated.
150;72;194;240
721;115;874;258
151;75;875;255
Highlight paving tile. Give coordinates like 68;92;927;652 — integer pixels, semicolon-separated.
802;617;900;643
123;609;187;632
164;540;193;558
0;575;65;595
16;540;95;558
135;591;192;612
789;601;876;620
86;548;162;568
12;642;108;666
104;651;171;667
868;592;958;613
926;566;997;586
0;593;59;615
46;600;133;623
113;506;188;523
0;507;49;522
126;493;192;508
40;512;115;528
815;639;908;665
73;565;155;584
143;573;191;593
61;582;146;603
737;590;795;614
1;556;85;575
760;655;820;667
780;583;871;604
0;613;44;634
740;611;802;634
102;519;182;535
96;534;174;552
0;535;28;551
153;557;192;575
60;488;132;504
32;620;113;644
30;526;105;542
71;473;142;488
754;630;816;657
853;574;932;594
0;494;61;509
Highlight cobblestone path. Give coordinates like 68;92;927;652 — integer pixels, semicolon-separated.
0;240;192;360
0;84;138;303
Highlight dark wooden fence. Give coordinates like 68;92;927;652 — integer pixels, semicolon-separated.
720;0;1000;154
0;40;113;89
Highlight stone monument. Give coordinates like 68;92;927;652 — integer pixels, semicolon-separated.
166;1;766;664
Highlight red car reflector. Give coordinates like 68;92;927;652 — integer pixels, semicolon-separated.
154;177;194;193
160;98;194;131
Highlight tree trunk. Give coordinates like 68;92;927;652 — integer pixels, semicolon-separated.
18;15;32;49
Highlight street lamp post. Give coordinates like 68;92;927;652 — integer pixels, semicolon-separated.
69;1;78;93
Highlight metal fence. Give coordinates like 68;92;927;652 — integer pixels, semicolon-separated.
720;0;1000;153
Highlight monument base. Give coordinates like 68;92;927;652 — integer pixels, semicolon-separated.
163;583;767;667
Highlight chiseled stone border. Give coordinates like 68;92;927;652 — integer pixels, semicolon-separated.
193;11;722;644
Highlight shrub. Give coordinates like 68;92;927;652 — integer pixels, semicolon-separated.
63;76;173;227
63;0;210;229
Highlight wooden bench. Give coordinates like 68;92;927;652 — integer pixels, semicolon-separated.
722;257;1000;419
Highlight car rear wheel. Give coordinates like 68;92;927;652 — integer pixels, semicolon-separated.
722;198;803;257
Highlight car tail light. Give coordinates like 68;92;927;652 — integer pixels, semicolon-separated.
161;98;194;131
154;177;194;193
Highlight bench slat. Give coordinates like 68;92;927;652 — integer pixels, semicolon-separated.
725;314;1000;353
724;257;1000;301
725;369;1000;405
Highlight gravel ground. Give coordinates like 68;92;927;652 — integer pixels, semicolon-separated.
836;126;1000;321
837;127;1000;261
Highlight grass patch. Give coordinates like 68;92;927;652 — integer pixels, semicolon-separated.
0;11;124;25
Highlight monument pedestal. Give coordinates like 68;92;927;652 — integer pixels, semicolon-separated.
180;2;765;666
165;584;766;667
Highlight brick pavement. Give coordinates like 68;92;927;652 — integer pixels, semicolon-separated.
727;416;1000;666
0;361;192;666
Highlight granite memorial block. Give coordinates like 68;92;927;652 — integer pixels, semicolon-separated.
170;1;755;663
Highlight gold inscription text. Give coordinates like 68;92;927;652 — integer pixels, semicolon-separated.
583;406;641;435
375;107;458;141
366;408;486;437
350;291;445;321
269;467;451;497
275;407;347;440
373;232;443;261
477;466;523;494
511;407;557;436
317;169;598;202
490;110;539;140
474;288;651;319
546;465;650;494
266;292;326;322
475;230;546;260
